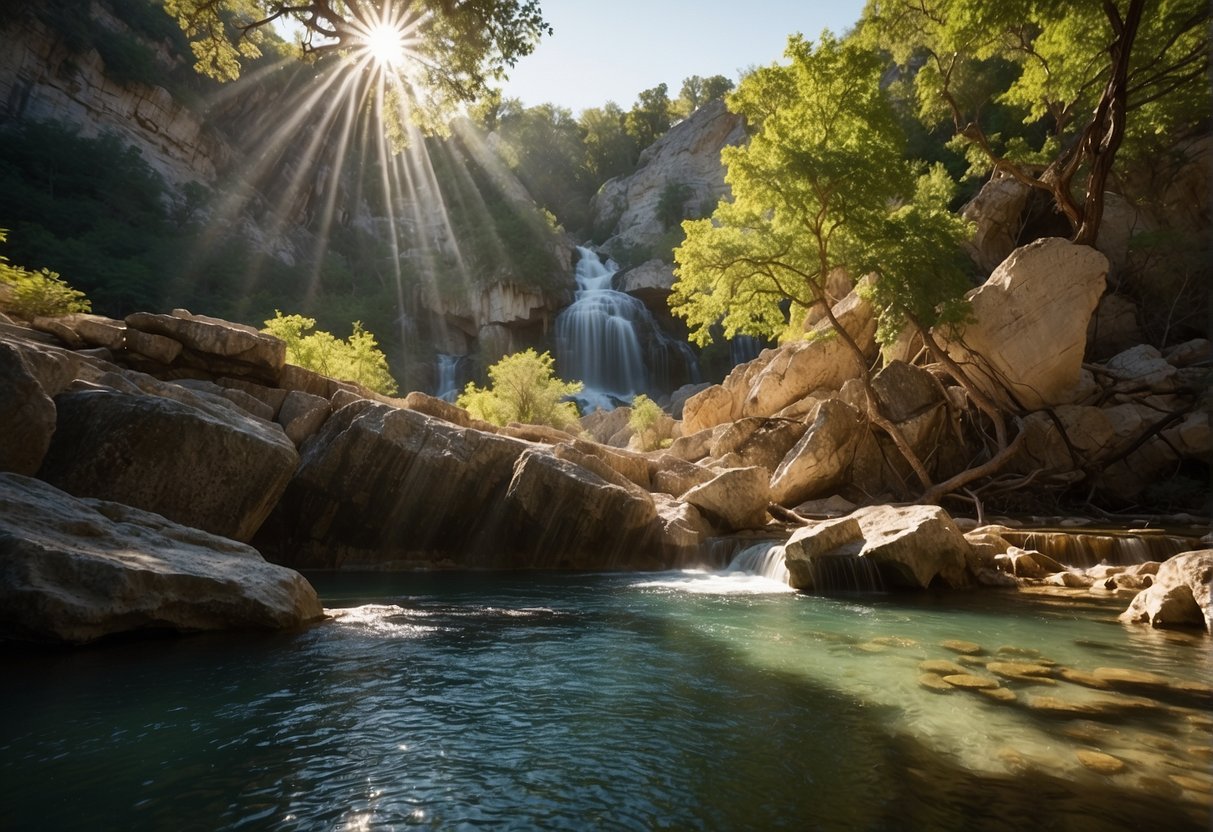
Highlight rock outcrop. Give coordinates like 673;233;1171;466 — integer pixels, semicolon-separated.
591;99;746;256
783;505;973;591
37;387;298;542
1119;550;1213;632
0;340;55;475
941;238;1108;410
0;473;322;645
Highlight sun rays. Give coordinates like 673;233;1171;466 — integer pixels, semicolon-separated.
177;0;533;376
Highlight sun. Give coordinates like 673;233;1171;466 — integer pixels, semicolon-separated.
362;22;407;69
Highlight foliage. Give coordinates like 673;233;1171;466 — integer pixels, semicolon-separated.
457;349;582;429
0;230;91;318
624;83;673;149
674;74;735;118
262;311;397;395
628;394;664;451
164;0;550;130
671;33;971;347
861;0;1210;243
579;102;638;184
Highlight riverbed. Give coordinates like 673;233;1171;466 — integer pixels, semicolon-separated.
2;570;1210;830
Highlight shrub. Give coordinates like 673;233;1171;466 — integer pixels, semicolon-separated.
262;311;398;395
0;229;91;318
457;349;583;430
628;394;664;451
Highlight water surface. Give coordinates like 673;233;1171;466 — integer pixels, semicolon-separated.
2;571;1210;830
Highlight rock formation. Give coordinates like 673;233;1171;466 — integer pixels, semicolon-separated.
0;473;322;645
591;99;746;257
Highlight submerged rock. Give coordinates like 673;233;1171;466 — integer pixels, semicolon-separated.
0;473;322;644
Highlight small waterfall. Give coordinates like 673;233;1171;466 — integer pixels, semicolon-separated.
556;246;699;411
434;353;467;402
725;542;790;584
995;529;1200;568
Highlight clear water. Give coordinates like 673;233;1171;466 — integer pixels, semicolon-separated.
2;571;1210;831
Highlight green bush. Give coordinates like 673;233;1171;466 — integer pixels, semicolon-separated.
457;349;583;430
0;230;91;318
628;394;664;451
262;311;398;396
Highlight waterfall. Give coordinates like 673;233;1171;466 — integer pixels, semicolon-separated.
434;353;466;402
725;543;790;584
555;246;699;412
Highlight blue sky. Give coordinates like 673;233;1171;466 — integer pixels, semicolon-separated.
499;0;868;114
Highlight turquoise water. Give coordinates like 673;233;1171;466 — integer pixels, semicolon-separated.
1;570;1210;831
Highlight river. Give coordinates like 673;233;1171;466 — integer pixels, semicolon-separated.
2;569;1210;830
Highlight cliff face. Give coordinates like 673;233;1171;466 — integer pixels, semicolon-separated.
0;10;228;188
590;99;746;258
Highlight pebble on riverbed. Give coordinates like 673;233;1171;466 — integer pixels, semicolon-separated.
917;673;954;693
1075;749;1127;775
942;673;1000;690
918;659;967;675
940;639;984;655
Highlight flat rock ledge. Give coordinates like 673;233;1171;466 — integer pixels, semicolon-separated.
0;473;323;645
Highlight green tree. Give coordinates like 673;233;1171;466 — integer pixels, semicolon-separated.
0;230;91;318
263;311;398;395
457;348;582;429
674;74;735;118
625;83;672;149
165;0;550;124
862;0;1210;245
671;33;975;494
579;102;637;183
628;393;664;451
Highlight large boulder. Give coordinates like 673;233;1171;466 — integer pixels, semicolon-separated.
1119;550;1213;632
961;172;1033;274
680;466;771;532
770;399;864;507
682;284;874;433
0;473;322;645
36;388;298;542
942;238;1108;410
0;341;55;475
783;505;973;591
500;448;663;568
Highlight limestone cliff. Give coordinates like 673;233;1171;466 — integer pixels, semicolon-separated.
590;99;746;259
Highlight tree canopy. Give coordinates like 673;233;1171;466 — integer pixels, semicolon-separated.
457;348;582;429
671;33;971;348
861;0;1210;244
165;0;550;121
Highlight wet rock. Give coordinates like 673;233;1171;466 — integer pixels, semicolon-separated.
0;473;322;645
1075;750;1127;775
1119;550;1213;632
941;640;985;655
0;341;55;475
918;674;954;693
942;673;999;690
37;387;298;542
978;687;1018;703
941;238;1108;410
987;662;1055;682
1056;668;1112;690
1045;570;1093;588
919;659;967;675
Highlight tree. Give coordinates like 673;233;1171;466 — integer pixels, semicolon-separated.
674;74;735;118
671;33;974;494
624;83;672;149
263;311;398;395
862;0;1210;245
579;102;637;183
457;348;582;429
165;0;550;119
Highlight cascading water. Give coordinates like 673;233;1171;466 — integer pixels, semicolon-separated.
556;246;699;411
434;353;466;402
